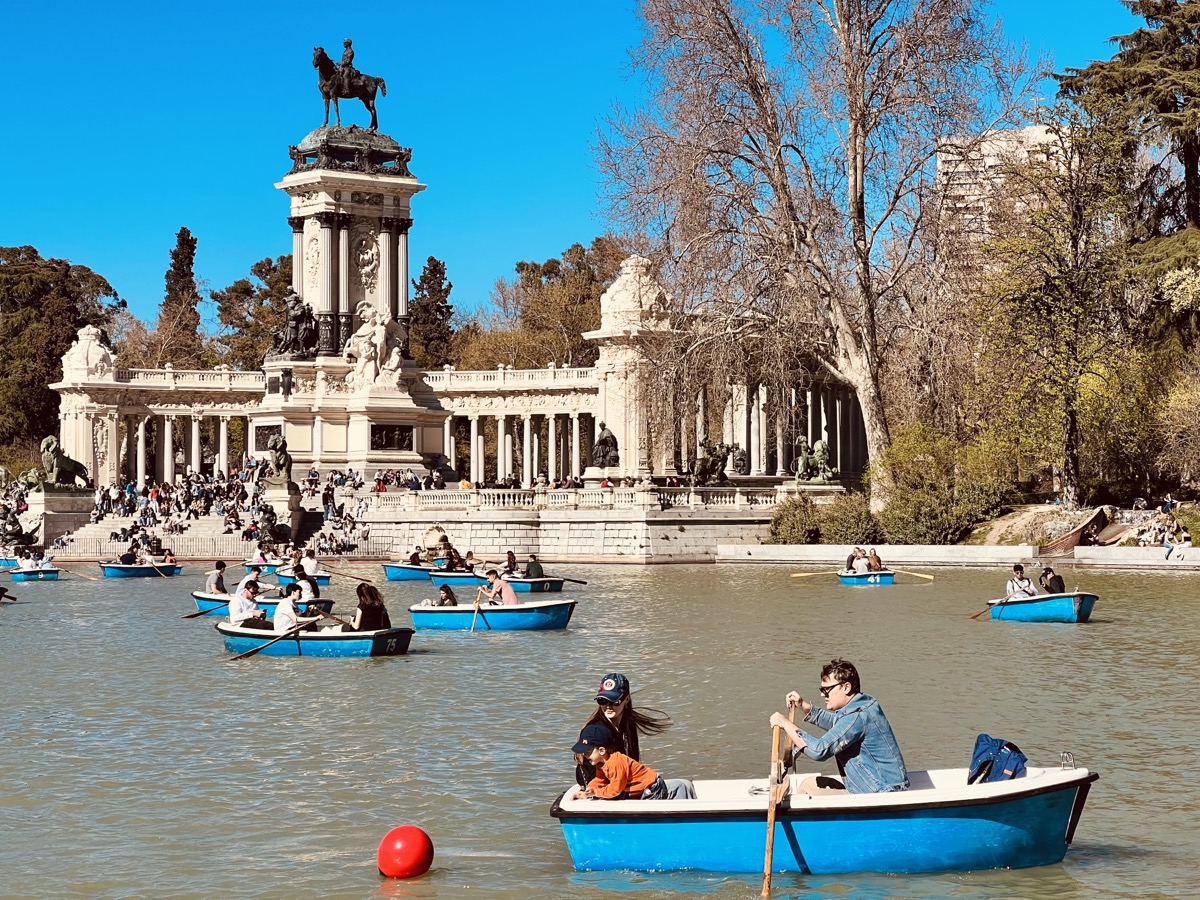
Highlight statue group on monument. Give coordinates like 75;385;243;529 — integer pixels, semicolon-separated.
343;300;406;390
271;289;319;358
313;38;387;131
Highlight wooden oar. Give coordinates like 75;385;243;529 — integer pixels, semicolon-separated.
558;577;589;585
316;610;355;628
230;622;307;660
970;598;1006;620
789;571;839;578
327;569;374;584
470;587;484;633
181;598;230;619
893;569;935;581
762;705;797;896
65;566;100;582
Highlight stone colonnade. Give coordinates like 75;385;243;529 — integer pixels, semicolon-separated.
442;412;596;485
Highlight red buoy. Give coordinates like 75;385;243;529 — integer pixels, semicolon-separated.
377;824;434;878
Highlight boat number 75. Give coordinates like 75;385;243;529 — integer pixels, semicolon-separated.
386;638;397;652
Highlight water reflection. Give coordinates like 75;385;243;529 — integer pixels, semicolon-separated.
0;564;1193;897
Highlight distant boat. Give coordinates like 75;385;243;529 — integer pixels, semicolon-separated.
502;576;565;593
409;597;576;631
0;557;20;569
275;569;332;586
10;567;61;582
552;764;1098;875
429;570;488;588
100;562;183;578
243;562;282;575
838;570;895;586
989;591;1098;623
190;591;334;618
382;563;436;581
215;622;414;658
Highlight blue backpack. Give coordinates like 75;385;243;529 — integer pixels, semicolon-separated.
968;733;1027;784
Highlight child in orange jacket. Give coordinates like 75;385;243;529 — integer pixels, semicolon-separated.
571;723;696;800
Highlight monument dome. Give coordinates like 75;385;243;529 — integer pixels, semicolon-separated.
288;125;414;178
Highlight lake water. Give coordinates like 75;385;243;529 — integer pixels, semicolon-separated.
0;564;1194;898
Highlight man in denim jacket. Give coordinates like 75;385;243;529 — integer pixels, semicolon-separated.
769;658;909;794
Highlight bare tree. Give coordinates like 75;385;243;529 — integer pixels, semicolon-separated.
600;0;1033;505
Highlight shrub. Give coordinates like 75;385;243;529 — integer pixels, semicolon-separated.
819;492;883;544
768;495;822;544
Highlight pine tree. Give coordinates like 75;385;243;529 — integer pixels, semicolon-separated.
155;226;205;367
408;256;455;368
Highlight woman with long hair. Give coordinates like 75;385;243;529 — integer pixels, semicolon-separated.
350;582;391;631
574;672;671;786
502;550;519;575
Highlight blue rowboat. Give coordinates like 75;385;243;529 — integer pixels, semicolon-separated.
382;563;435;581
100;563;184;578
989;591;1098;623
0;557;19;568
243;562;282;575
275;570;332;586
552;764;1098;875
838;570;895;586
429;571;488;588
409;597;576;631
10;567;61;582
190;591;334;618
432;557;450;568
502;576;565;593
215;621;414;658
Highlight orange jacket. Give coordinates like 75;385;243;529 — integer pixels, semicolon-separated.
588;751;659;799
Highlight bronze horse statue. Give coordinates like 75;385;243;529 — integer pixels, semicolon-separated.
313;47;387;132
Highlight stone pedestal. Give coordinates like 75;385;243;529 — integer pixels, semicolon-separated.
261;481;304;542
25;489;95;548
581;466;609;489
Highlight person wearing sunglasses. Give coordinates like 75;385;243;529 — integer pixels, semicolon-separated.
768;658;908;795
574;672;672;788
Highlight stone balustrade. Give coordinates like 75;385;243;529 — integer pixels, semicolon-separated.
361;485;788;514
113;368;266;390
422;367;598;391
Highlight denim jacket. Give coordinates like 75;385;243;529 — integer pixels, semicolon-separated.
799;693;909;793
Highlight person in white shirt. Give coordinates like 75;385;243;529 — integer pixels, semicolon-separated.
300;549;320;577
273;584;305;633
229;582;271;629
1004;564;1038;599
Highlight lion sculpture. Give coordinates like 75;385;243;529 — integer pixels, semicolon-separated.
39;436;92;488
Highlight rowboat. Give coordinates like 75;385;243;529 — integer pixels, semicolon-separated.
10;567;61;582
502;576;565;593
215;621;414;657
382;563;436;581
243;562;282;575
409;597;576;631
190;591;334;618
428;570;488;587
275;569;332;586
838;570;895;586
552;763;1098;875
99;562;184;578
989;591;1099;623
0;557;19;569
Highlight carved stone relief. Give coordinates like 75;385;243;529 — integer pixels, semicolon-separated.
305;236;321;293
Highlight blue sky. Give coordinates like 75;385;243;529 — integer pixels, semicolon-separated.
1;1;1139;327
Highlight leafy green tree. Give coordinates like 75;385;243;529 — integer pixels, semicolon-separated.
1059;0;1200;228
0;246;122;459
972;102;1140;508
209;256;292;370
408;256;455;368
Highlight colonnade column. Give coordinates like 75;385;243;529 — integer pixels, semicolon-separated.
522;415;532;484
469;415;480;484
494;415;506;484
570;414;581;478
189;416;201;475
548;414;558;481
336;214;352;353
749;385;762;476
397;218;413;347
218;416;229;477
136;417;147;486
378;217;396;321
775;410;788;476
443;417;455;469
312;416;324;463
163;416;175;485
315;212;337;355
288;217;305;299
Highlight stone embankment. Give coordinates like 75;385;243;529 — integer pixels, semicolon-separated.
716;543;1200;570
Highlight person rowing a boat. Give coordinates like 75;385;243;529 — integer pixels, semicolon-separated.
229;581;272;630
1038;566;1065;594
769;658;909;795
273;583;306;633
1005;564;1038;599
481;569;519;605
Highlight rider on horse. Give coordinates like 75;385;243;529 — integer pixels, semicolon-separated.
339;38;360;95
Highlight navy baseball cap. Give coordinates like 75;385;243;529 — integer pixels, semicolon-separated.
595;673;630;704
572;722;618;754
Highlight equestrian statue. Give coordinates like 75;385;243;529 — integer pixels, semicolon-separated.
313;39;387;132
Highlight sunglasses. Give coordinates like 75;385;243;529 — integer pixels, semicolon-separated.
596;697;626;707
818;681;846;698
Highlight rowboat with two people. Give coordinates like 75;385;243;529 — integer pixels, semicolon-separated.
552;758;1097;875
410;596;576;631
428;571;569;592
189;590;334;618
215;621;414;657
10;566;61;582
837;570;895;586
986;591;1099;623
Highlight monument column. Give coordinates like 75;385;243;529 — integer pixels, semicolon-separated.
469;415;480;484
218;416;229;476
522;415;532;484
775;407;788;476
313;416;324;463
336;214;353;353
570;414;581;478
749;385;762;476
548;414;559;481
163;416;176;485
443;417;455;465
494;415;506;483
378;217;396;321
136;417;147;486
314;212;337;355
288;217;305;299
189;416;201;475
397;217;413;325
